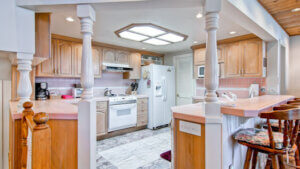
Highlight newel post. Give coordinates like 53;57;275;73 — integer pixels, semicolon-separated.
203;0;223;169
77;4;97;169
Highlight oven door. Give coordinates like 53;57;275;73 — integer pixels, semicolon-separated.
108;103;137;132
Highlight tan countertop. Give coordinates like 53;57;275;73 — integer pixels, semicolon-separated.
172;95;295;124
10;95;148;120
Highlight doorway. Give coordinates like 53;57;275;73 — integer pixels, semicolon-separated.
174;53;196;106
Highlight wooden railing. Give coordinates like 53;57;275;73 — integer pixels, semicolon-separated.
21;102;51;169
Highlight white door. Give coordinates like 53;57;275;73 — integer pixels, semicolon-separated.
175;54;195;105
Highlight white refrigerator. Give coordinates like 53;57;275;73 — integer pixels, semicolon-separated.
138;64;175;129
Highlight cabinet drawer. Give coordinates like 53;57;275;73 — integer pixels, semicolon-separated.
96;101;108;111
137;98;148;104
138;103;148;110
97;112;106;135
137;114;148;127
137;108;147;116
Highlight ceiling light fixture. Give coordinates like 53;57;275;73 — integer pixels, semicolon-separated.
196;13;203;18
143;38;170;46
229;31;236;35
291;8;300;12
66;17;74;22
119;31;148;41
193;41;198;44
115;23;188;46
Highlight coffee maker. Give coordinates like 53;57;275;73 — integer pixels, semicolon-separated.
35;82;50;100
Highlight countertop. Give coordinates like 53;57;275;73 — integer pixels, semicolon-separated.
172;95;294;124
10;94;149;120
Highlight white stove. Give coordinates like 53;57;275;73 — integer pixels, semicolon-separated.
108;95;137;132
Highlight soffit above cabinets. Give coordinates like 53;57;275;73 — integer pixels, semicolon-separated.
258;0;300;36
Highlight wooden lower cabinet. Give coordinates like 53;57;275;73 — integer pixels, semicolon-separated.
96;101;108;136
137;98;148;127
173;119;205;169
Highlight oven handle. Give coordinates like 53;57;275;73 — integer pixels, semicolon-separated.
109;103;137;109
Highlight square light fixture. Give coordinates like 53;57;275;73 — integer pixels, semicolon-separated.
129;26;166;37
143;38;170;45
119;31;148;41
115;23;188;46
157;33;185;43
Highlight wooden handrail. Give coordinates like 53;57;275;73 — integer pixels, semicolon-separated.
21;102;51;169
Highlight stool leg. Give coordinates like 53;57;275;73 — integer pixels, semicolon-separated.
265;154;272;169
244;148;253;169
252;150;258;169
271;155;279;169
278;154;285;169
296;148;300;167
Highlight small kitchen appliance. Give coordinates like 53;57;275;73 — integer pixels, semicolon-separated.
35;82;50;100
72;84;83;98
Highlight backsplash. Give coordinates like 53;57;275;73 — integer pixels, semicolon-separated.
196;78;266;98
36;72;135;96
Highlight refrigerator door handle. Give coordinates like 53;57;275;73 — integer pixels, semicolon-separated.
163;78;167;101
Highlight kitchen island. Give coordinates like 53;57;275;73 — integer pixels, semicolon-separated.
171;95;294;169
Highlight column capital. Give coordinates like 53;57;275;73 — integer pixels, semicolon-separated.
205;12;219;31
77;4;95;22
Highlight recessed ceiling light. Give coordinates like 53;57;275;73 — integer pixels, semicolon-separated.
129;26;166;37
66;17;74;22
196;12;203;18
143;38;170;46
157;33;185;43
142;47;146;50
193;41;198;44
119;31;148;41
229;31;236;35
291;8;300;12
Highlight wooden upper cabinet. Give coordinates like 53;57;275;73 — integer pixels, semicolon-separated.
57;40;73;76
92;46;102;78
116;50;130;65
35;13;51;59
224;42;241;78
73;43;82;77
36;39;56;77
194;48;206;65
103;48;116;63
241;39;263;77
123;53;141;79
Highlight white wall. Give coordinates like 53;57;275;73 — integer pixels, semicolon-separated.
288;35;300;97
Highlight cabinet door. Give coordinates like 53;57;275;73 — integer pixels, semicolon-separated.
194;48;206;65
73;43;82;77
103;48;116;63
224;42;241;78
92;46;102;78
123;53;141;79
96;112;106;136
116;50;130;65
241;39;263;77
36;39;56;77
57;40;73;76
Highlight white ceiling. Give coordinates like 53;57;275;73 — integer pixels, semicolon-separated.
33;0;250;54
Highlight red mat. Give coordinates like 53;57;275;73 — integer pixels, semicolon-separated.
160;150;171;162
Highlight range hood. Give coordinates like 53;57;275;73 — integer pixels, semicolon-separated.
103;63;133;72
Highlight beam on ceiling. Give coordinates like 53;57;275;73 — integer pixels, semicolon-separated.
17;0;149;6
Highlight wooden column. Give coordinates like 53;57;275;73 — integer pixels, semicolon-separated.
77;4;97;169
17;53;33;111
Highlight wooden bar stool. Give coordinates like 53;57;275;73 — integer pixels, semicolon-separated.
233;108;300;169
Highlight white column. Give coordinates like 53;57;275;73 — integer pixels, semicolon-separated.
204;12;219;103
203;1;222;169
77;4;96;169
17;52;33;110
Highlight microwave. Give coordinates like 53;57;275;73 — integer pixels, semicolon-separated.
197;64;221;78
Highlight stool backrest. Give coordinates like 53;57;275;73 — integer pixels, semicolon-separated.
287;100;300;105
260;109;300;149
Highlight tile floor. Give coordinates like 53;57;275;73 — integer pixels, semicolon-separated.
97;127;171;169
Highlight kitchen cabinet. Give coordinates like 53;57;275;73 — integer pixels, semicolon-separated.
224;42;241;78
193;46;224;66
92;46;103;78
35;13;51;59
73;42;82;77
103;48;116;64
36;39;56;77
123;53;141;79
137;98;148;127
225;38;265;78
56;40;73;77
96;101;108;136
116;50;130;65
